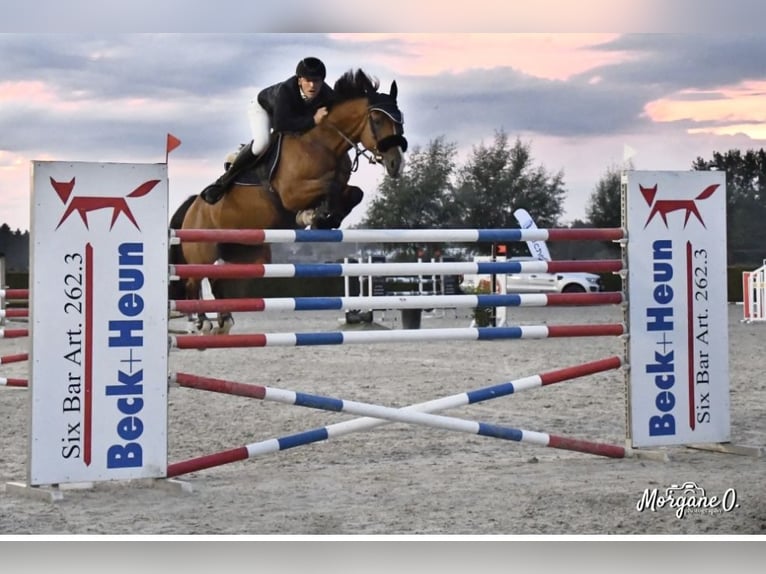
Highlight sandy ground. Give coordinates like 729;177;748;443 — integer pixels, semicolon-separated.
1;303;764;536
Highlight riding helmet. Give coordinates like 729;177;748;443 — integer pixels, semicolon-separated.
296;57;327;80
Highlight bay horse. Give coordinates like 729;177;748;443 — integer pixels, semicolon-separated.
169;69;407;334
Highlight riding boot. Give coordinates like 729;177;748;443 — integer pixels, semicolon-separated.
200;143;256;205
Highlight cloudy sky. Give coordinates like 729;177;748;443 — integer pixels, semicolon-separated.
3;29;766;232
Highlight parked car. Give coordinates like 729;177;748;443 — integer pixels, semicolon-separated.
460;257;603;294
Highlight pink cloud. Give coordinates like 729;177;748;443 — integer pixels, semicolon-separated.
0;151;26;169
689;124;766;140
645;80;766;139
332;33;630;80
0;80;58;103
0;80;89;114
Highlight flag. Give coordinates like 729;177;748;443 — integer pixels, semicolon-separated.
166;133;181;162
623;143;637;162
513;208;552;261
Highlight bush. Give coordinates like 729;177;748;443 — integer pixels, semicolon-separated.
460;282;493;326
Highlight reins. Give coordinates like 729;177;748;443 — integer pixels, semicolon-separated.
326;121;380;173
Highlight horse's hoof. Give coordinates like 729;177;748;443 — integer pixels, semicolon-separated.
295;210;314;227
215;318;235;335
312;214;341;230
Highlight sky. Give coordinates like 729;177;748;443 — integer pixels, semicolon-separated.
4;12;766;233
3;0;766;558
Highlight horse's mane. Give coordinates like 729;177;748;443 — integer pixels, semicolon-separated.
333;69;380;102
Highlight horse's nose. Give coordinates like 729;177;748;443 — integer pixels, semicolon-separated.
385;149;403;177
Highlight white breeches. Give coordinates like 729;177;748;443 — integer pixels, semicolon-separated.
247;98;271;155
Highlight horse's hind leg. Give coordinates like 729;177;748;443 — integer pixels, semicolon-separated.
185;278;213;334
209;243;272;335
209;278;235;335
216;312;234;335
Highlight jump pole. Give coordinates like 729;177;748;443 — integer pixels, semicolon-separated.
0;329;29;339
170;259;623;281
0;289;30;300
171;292;623;314
0;353;28;365
170;227;625;245
0;309;29;319
0;377;27;388
170;323;625;350
167;356;665;477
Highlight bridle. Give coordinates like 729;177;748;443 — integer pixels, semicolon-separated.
327;100;408;172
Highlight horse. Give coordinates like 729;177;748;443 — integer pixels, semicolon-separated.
169;69;408;334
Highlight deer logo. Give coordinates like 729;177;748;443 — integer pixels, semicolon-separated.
640;183;720;229
52;177;160;231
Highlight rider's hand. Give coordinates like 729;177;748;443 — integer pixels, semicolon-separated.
314;107;329;125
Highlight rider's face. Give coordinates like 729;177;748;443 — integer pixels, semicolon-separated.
298;76;323;100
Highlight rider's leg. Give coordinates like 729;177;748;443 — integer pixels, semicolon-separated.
200;144;256;204
248;99;271;156
200;99;271;205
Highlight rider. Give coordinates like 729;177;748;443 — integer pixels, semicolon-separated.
200;57;336;205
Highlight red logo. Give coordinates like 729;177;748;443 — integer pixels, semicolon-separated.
641;183;719;228
52;177;160;230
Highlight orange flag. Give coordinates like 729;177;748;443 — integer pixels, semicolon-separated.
165;133;181;161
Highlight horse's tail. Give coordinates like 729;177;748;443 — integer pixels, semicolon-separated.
168;194;197;301
169;194;197;230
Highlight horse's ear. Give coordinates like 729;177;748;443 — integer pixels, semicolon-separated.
390;80;398;100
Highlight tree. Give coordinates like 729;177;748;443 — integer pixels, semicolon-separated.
452;131;566;255
0;223;29;271
586;164;623;229
362;136;458;229
0;224;10;257
579;163;626;260
361;137;458;258
693;149;766;265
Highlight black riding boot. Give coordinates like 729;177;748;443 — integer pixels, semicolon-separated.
200;143;256;205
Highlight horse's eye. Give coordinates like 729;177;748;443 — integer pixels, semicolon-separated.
375;111;391;125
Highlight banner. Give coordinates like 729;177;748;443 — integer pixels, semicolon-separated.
29;161;168;485
625;170;729;447
513;208;552;261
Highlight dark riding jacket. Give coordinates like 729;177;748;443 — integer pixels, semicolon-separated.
257;76;335;134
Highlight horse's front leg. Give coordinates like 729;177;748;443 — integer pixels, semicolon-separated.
310;182;364;229
277;175;335;228
307;156;357;229
338;184;364;223
292;180;352;229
